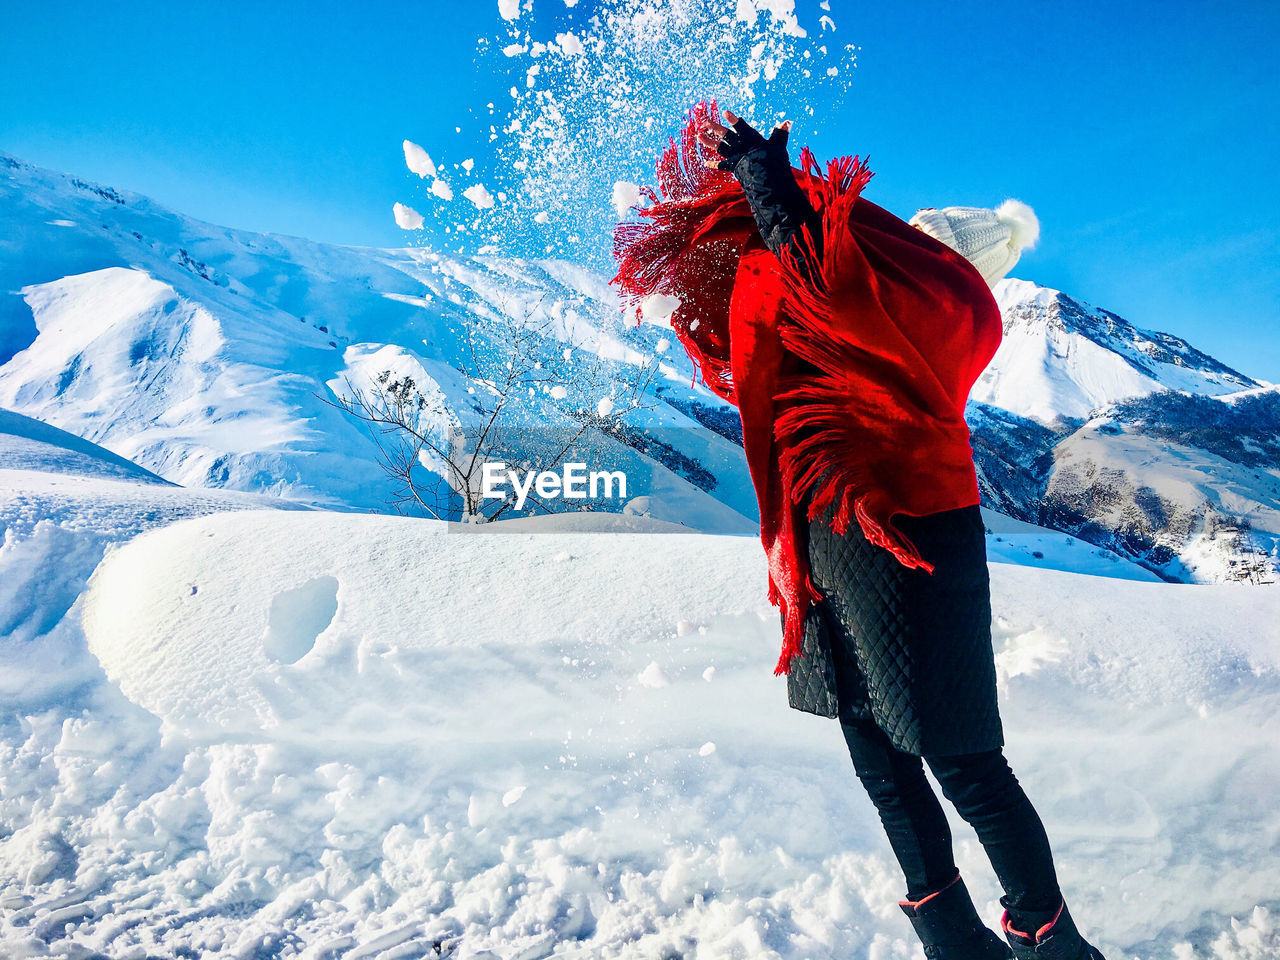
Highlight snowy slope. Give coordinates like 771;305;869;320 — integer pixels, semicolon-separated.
979;506;1162;582
1044;401;1280;583
975;279;1260;426
0;408;313;705
0;266;378;501
8;152;1280;575
0;407;166;483
0;509;1273;959
0;153;754;530
970;383;1280;583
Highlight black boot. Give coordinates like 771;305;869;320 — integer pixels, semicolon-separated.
1000;898;1105;960
899;875;1011;959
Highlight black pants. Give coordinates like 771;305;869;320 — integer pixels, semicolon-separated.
841;716;1062;910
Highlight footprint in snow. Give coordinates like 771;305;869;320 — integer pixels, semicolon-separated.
263;575;339;664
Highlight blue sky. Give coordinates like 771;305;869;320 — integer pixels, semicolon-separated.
3;0;1278;380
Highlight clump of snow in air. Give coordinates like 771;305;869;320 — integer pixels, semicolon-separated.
392;201;424;229
699;741;716;756
403;139;437;178
498;0;520;21
640;292;680;327
612;180;644;217
596;395;615;416
637;660;670;688
556;31;585;55
430;179;454;201
502;784;527;806
463;183;495;209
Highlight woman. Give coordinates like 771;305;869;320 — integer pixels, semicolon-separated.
612;103;1105;960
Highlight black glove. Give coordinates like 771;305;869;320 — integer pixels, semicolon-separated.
711;115;789;175
713;117;820;265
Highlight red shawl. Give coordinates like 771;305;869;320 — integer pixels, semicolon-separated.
612;102;1002;675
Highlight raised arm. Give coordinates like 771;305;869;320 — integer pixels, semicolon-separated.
697;109;824;269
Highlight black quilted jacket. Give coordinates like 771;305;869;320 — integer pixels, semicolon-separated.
731;136;1003;757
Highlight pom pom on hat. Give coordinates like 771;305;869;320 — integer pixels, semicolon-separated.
995;199;1039;252
909;199;1039;287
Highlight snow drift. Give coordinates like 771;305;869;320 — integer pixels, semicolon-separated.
0;507;1270;958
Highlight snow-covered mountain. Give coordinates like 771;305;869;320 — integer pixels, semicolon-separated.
976;279;1259;425
0;152;755;532
970;281;1278;582
3;151;1278;581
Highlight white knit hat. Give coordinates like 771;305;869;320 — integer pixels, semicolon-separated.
909;200;1040;287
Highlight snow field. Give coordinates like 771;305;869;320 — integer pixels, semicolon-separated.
0;412;312;711
1;508;1275;957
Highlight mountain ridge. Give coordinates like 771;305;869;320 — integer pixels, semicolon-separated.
3;151;1276;581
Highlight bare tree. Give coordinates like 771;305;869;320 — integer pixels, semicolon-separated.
325;290;664;521
1227;517;1276;584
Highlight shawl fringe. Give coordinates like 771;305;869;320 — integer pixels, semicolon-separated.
611;103;998;676
613;101;747;402
769;149;937;575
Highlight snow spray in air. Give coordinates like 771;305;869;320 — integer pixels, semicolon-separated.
396;0;858;265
